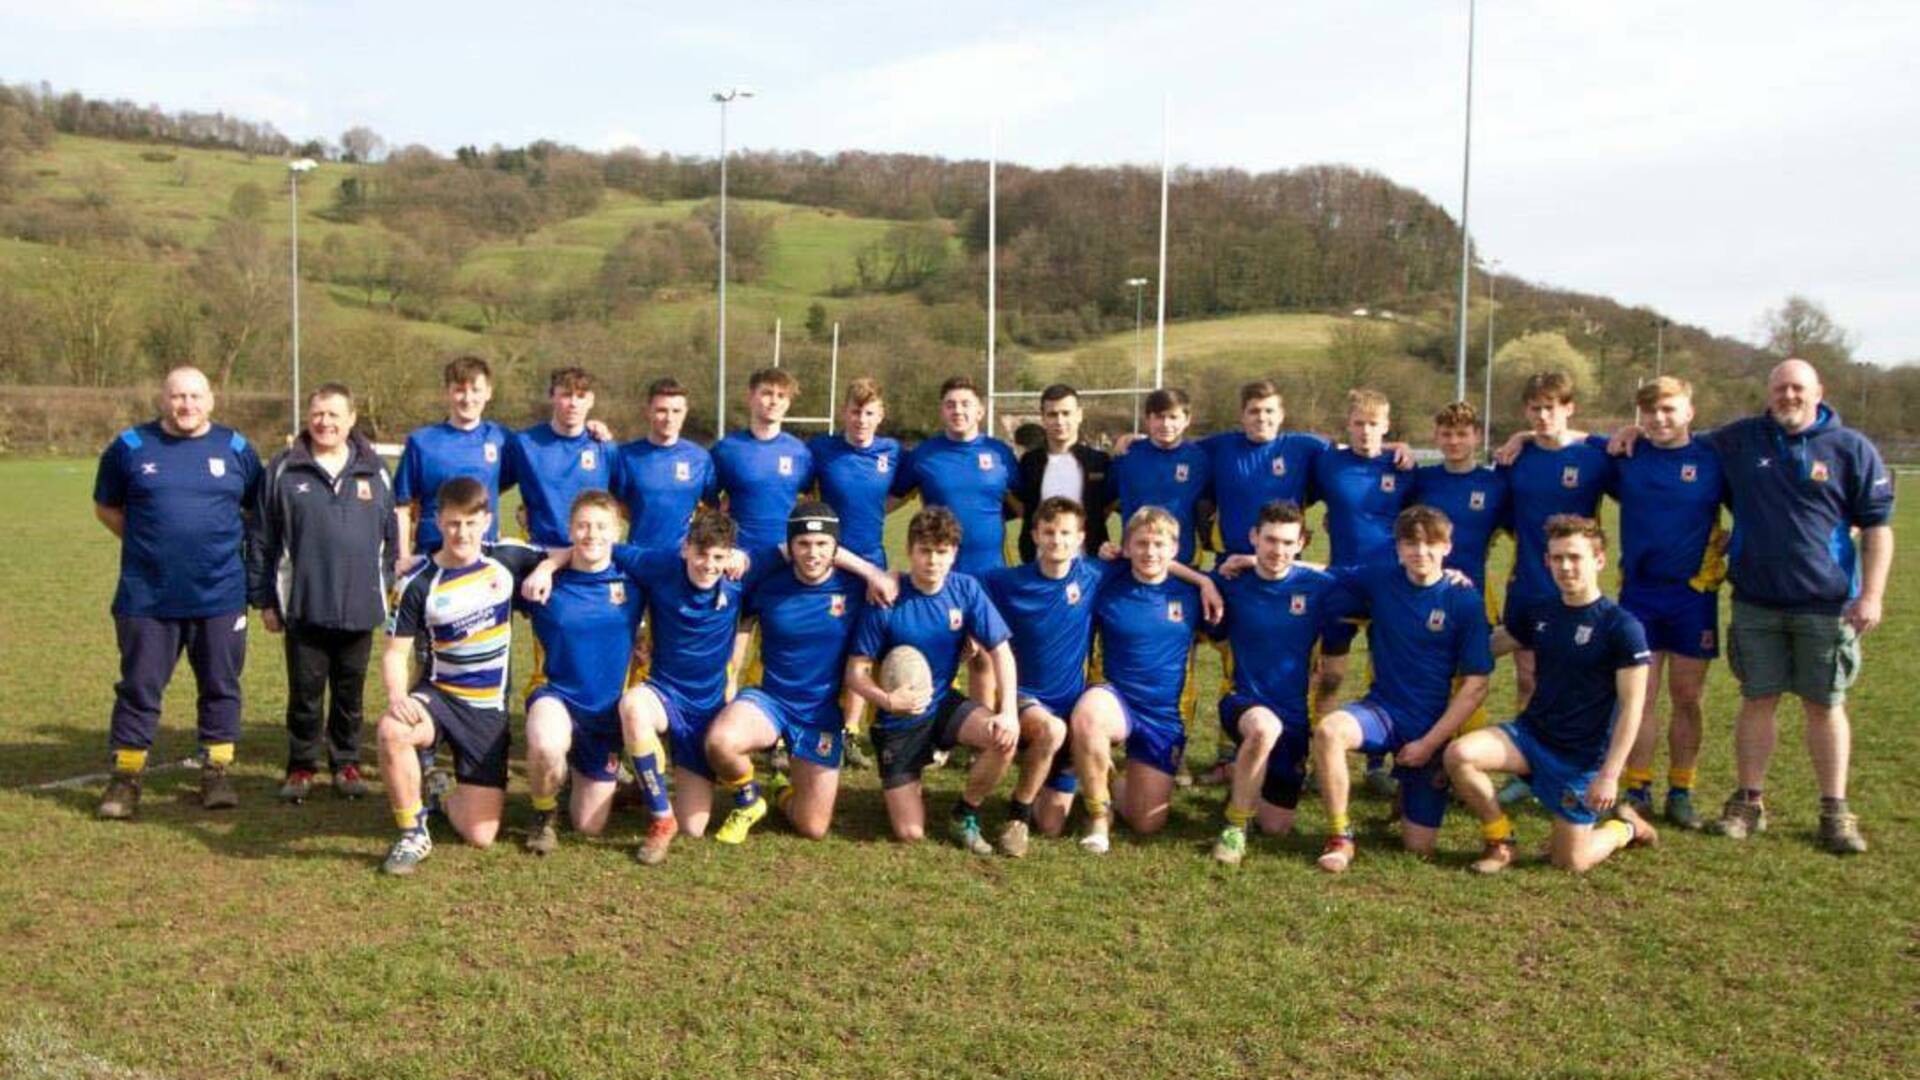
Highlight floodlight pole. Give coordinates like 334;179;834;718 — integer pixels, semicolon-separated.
287;157;317;439
1126;277;1149;430
712;87;755;435
986;124;998;436
1655;317;1666;377
828;321;841;435
1484;258;1499;461
1454;0;1477;402
1154;98;1169;392
772;317;782;367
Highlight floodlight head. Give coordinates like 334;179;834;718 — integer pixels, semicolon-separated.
711;87;757;103
1125;277;1150;287
288;158;318;173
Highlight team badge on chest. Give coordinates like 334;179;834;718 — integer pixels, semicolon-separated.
1574;625;1593;646
484;443;498;464
356;478;373;501
1289;593;1308;616
1469;490;1486;511
1167;600;1185;623
977;452;996;472
1561;466;1580;488
877;454;891;474
208;457;226;478
609;582;626;605
829;594;846;618
1379;474;1396;493
778;455;794;477
1065;581;1082;605
1271;457;1287;477
1680;464;1698;483
675;461;691;482
948;607;964;631
1810;460;1831;483
581;448;597;471
1175;463;1190;483
1426;608;1447;632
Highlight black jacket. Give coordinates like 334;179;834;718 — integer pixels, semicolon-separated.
1015;442;1114;562
249;431;398;631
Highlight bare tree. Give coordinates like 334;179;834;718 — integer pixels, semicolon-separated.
188;219;284;388
339;126;386;165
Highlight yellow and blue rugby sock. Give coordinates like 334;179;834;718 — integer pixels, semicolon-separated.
1482;815;1514;843
1329;811;1352;838
1624;765;1655;798
113;748;148;776
727;768;760;808
627;744;672;817
1224;804;1253;829
530;793;557;813
1667;767;1696;794
204;742;235;768
1599;819;1634;848
394;801;426;833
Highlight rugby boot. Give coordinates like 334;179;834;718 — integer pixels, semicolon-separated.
332;764;370;800
1079;817;1112;855
714;796;769;845
1621;786;1655;822
635;813;679;866
1817;810;1868;855
1663;788;1703;831
1469;837;1516;875
950;810;993;857
997;819;1031;859
1709;793;1767;840
98;774;141;820
525;809;560;856
1614;801;1660;849
380;830;432;876
1316;834;1356;874
1211;825;1247;867
200;765;239;810
842;735;874;771
278;770;315;804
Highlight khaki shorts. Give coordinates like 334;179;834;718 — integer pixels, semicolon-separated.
1726;601;1861;706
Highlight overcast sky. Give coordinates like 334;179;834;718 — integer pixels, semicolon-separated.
6;0;1917;362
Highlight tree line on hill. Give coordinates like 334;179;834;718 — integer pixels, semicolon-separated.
1;80;1917;457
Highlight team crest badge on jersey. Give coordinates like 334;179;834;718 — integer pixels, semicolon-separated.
1810;460;1831;482
877;454;891;474
1167;600;1185;623
1175;463;1190;483
1290;593;1308;616
829;594;846;617
609;582;626;605
1427;608;1447;632
483;443;498;463
716;592;729;610
1574;625;1593;646
1561;789;1581;813
581;448;597;471
1272;457;1287;477
208;457;226;478
1065;581;1083;605
977;452;995;471
817;732;835;757
1561;466;1580;488
356;478;373;501
778;455;794;477
674;461;691;482
948;607;963;631
1701;629;1716;651
1380;474;1396;493
1680;464;1698;483
1469;490;1486;510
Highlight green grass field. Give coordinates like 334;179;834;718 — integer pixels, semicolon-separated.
0;458;1914;1079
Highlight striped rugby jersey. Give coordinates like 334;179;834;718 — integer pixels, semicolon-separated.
389;543;544;710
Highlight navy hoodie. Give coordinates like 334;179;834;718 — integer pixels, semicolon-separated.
1708;404;1893;613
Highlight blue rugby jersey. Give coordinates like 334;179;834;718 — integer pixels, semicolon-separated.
1205;565;1354;728
1312;446;1411;569
610;544;747;718
1410;463;1511;589
1509;595;1651;765
504;423;615;548
982;557;1107;711
388;542;545;712
1089;565;1202;728
610;437;715;552
520;562;645;716
94;421;263;618
892;433;1019;574
1607;439;1727;589
1330;564;1494;739
393;420;515;550
1111;439;1212;564
809;433;901;568
850;571;1010;729
1201;431;1327;555
1704;405;1894;613
742;565;867;726
1498;437;1613;609
711;429;815;551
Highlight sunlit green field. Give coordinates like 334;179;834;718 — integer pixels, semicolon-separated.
0;457;1912;1079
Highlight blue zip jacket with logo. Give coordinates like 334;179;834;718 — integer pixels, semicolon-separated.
1708;404;1893;614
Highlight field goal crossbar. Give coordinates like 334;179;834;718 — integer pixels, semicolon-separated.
768;316;839;434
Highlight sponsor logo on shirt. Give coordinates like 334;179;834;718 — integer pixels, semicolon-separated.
356;478;373;501
1560;465;1579;489
609;581;626;605
1574;625;1593;646
1167;600;1185;623
1469;490;1485;511
1065;581;1082;605
140;462;157;476
1427;608;1447;632
778;455;794;477
295;481;311;494
1175;463;1190;483
977;452;996;472
1810;460;1831;483
208;457;226;478
581;449;598;471
948;607;963;631
484;443;498;464
1680;464;1698;483
1289;593;1307;616
1757;456;1772;468
829;594;846;617
1271;457;1287;477
675;461;691;482
876;454;891;474
1380;474;1396;493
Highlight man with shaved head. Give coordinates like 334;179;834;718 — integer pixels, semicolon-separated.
93;366;263;819
1672;358;1893;853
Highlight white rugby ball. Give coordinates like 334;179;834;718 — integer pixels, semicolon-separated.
877;645;933;698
